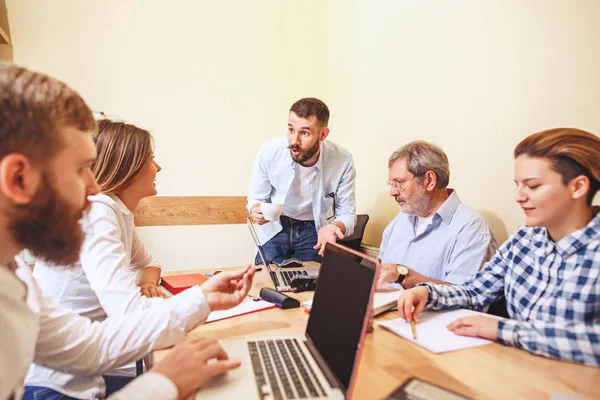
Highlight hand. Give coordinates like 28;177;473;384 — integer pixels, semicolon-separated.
446;315;499;341
313;224;344;256
200;265;256;311
397;286;429;322
376;264;401;289
150;338;241;400
140;283;167;298
250;204;268;225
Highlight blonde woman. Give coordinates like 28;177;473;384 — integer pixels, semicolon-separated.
398;128;600;366
25;120;255;399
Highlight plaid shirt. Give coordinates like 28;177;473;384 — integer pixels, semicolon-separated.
421;210;600;366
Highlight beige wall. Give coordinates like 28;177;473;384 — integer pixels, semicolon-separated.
6;1;600;268
7;0;328;270
328;0;600;246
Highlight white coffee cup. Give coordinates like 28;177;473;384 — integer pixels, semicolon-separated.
260;203;284;221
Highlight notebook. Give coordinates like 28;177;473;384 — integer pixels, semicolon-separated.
303;285;402;316
194;242;380;400
378;309;496;354
161;273;209;295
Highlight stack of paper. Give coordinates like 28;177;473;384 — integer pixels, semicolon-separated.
302;285;402;316
378;309;496;354
372;286;403;316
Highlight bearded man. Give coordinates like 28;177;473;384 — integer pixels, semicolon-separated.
0;63;254;400
377;141;497;289
247;97;356;263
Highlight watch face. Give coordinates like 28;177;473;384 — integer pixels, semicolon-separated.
397;265;408;275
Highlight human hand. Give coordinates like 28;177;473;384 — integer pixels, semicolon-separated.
200;265;256;311
313;224;344;256
397;286;429;322
140;283;167;298
446;315;499;341
376;264;401;289
151;338;241;400
250;204;268;225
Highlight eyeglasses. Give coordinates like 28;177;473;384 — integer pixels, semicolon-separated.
386;176;417;191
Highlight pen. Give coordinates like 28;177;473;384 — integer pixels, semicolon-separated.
248;295;261;302
411;319;418;340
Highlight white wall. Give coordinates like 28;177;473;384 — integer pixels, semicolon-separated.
7;0;329;270
328;0;600;245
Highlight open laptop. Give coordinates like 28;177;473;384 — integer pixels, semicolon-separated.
195;242;380;400
247;218;319;292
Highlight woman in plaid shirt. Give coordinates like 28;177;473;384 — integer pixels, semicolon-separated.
398;128;600;366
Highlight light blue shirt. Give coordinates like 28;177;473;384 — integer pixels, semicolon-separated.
379;190;496;284
247;137;357;245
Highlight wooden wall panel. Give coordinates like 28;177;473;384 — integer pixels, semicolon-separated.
134;196;248;226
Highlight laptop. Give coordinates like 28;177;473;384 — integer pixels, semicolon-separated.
195;242;380;400
247;218;319;292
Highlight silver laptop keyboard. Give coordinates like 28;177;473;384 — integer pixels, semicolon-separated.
248;339;326;399
271;270;309;288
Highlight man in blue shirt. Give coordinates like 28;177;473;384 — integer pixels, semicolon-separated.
378;141;496;288
247;98;356;264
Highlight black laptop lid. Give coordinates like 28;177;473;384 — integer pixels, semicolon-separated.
305;242;378;392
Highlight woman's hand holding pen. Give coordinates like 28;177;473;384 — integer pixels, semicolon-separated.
397;286;429;322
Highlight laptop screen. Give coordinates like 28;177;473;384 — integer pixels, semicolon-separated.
306;243;378;393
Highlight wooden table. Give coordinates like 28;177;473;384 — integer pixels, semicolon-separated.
157;265;600;400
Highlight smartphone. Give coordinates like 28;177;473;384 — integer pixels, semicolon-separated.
386;377;470;400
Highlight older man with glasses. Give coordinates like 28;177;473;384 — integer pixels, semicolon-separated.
377;141;497;289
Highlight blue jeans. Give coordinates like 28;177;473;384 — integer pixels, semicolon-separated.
23;375;133;399
22;387;79;400
255;216;322;264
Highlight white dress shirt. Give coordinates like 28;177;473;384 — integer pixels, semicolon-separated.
247;137;357;245
1;257;209;400
26;194;210;398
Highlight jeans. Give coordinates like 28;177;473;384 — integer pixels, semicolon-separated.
22;387;79;400
23;374;134;400
255;216;322;264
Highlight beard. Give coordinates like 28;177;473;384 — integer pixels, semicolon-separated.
289;139;320;166
7;174;90;266
396;183;431;217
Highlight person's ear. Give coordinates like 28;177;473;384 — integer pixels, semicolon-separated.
319;127;330;141
571;175;590;202
424;170;437;192
0;154;42;204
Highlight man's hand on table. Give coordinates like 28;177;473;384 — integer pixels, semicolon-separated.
151;338;241;400
200;265;256;311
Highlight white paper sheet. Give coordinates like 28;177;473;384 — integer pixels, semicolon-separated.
378;309;496;354
206;297;275;323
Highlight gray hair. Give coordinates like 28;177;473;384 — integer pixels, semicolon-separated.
388;140;450;189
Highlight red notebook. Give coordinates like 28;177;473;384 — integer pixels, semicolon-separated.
161;274;209;295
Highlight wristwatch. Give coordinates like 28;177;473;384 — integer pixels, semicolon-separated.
395;264;409;284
